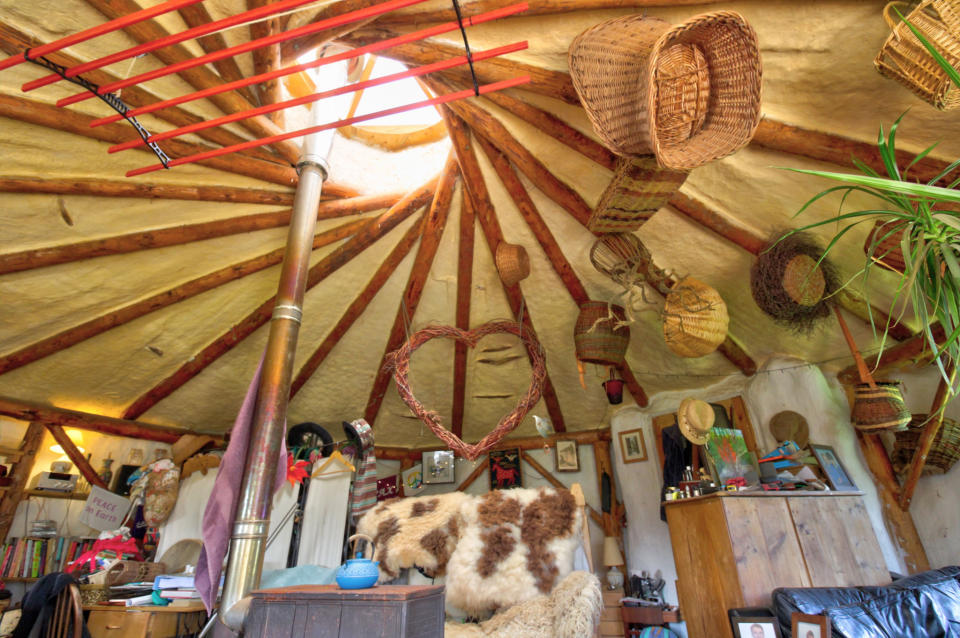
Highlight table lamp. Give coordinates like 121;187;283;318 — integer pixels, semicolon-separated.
602;536;624;590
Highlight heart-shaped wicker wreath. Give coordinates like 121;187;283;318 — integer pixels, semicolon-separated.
388;321;546;460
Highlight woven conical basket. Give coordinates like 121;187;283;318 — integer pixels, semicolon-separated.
662;277;729;357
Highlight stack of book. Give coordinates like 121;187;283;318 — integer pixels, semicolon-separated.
153;574;200;604
106;582;157;607
0;536;98;579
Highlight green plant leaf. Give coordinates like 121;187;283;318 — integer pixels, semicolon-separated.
782;168;960;203
893;5;960;89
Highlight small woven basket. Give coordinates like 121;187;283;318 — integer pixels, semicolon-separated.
79;584;111;606
662;277;729;357
590;233;652;285
495;242;531;286
852;382;913;432
864;219;908;273
588;156;688;233
104;560;167;586
569;11;762;169
875;0;960;110
892;413;960;475
574;301;630;365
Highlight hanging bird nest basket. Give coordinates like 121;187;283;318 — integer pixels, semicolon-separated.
495;242;531;286
568;11;762;169
875;0;960;110
590;232;654;287
587;156;689;233
662;277;729;358
891;413;960;475
750;231;838;332
574;301;630;365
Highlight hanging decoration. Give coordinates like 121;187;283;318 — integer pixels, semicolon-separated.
573;301;630;366
388;321;546;460
662;277;729;358
495;242;531;286
588;156;689;233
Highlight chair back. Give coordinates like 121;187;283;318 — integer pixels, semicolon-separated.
45;583;82;638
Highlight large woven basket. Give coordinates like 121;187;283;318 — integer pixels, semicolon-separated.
569;11;762;169
892;413;960;475
662;277;729;357
852;382;912;432
588;156;688;233
876;0;960;110
574;301;630;365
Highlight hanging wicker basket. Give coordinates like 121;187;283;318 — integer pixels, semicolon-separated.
568;11;762;169
587;156;689;233
589;232;653;286
864;219;908;273
495;242;531;286
891;413;960;475
875;0;960;110
574;301;630;365
662;277;729;358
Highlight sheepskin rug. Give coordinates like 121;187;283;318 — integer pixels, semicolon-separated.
443;570;602;638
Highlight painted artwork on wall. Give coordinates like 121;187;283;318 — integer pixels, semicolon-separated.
489;449;522;489
619;428;648;463
422;450;455;484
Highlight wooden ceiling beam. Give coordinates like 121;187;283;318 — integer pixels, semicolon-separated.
84;0;302;164
247;0;284;125
177;3;259;106
341;30;579;105
281;0;402;62
444;109;567;431
0;21;283;166
452;189;476;438
0;218;369;376
122;178;437;419
46;423;107;489
475;134;650;406
289;213;426;398
364;154;459;425
0;192;399;275
0;93;298;187
837;323;946;385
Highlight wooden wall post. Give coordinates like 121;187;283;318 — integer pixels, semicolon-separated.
0;422;44;541
592;439;620;538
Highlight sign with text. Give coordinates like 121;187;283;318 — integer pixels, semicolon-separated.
79;485;130;531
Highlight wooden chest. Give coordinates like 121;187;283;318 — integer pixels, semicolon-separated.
243;585;445;638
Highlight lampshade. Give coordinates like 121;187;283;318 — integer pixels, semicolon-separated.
49;428;85;455
603;536;624;567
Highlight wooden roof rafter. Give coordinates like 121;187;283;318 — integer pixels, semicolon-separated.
280;0;387;62
247;0;284;125
452;189;476;438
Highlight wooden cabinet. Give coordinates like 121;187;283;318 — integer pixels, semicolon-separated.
598;589;625;637
664;492;890;638
86;604;207;638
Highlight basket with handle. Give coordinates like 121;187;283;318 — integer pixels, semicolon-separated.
834;306;912;432
875;0;960;110
891;413;960;475
574;301;630;366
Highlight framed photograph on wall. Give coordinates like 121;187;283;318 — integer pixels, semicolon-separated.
792;612;830;638
422;450;455;484
489;449;522;489
619;428;648;464
555;440;580;472
730;616;782;638
810;444;857;491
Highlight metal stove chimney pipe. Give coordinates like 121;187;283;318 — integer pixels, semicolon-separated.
219;80;341;631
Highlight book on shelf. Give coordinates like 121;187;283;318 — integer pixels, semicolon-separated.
0;535;98;579
158;589;200;599
153;574;196;590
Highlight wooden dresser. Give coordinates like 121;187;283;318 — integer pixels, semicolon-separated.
664;492;890;638
598;589;625;637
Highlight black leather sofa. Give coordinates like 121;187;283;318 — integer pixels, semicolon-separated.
772;566;960;637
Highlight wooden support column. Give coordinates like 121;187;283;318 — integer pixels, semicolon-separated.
899;363;956;509
452;190;475;438
45;424;107;489
0;423;44;542
838;323;946;385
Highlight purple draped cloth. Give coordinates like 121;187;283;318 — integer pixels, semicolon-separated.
195;358;287;613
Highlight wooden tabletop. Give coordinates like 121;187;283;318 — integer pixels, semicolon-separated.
662;489;863;505
84;601;207;613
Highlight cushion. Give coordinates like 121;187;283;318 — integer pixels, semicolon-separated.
827;587;949;638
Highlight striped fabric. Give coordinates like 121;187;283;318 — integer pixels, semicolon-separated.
346;418;377;521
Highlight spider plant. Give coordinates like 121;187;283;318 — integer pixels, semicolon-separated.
780;112;960;399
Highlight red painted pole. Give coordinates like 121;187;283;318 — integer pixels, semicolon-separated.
109;42;528;152
22;0;323;92
0;0;205;72
89;2;528;128
56;0;430;108
126;76;530;177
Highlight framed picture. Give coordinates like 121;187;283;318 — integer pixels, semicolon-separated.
730;617;782;638
489;449;522;489
792;612;830;638
555;440;580;472
810;444;857;491
422;450;455;484
619;428;648;464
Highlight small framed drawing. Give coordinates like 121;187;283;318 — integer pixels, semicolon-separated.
792;612;830;638
730;617;782;638
619;428;648;464
422;450;455;484
555;440;580;472
810;444;857;491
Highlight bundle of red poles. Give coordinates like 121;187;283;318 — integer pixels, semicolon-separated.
0;0;529;175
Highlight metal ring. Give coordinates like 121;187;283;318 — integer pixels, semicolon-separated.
296;158;329;179
273;304;302;324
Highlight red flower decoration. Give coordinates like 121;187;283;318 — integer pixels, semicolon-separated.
286;452;309;486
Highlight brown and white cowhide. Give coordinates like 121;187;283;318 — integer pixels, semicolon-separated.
355;491;470;582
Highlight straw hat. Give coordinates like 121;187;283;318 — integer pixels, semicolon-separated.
677;398;716;445
769;410;810;448
569;11;762;169
495;242;531;286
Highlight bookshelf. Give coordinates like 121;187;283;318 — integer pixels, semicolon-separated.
23;489;89;501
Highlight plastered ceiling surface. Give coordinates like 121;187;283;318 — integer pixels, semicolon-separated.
0;0;955;446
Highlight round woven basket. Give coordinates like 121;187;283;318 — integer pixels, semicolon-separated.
574;301;630;365
569;11;762;169
495;242;531;286
662;277;729;357
892;413;960;475
852;382;912;432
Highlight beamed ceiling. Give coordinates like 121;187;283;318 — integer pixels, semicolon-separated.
1;0;959;447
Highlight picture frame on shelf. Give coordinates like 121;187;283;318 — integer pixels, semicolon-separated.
810;444;857;491
555;440;580;472
792;612;830;638
619;428;648;464
730;616;782;638
421;450;455;484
